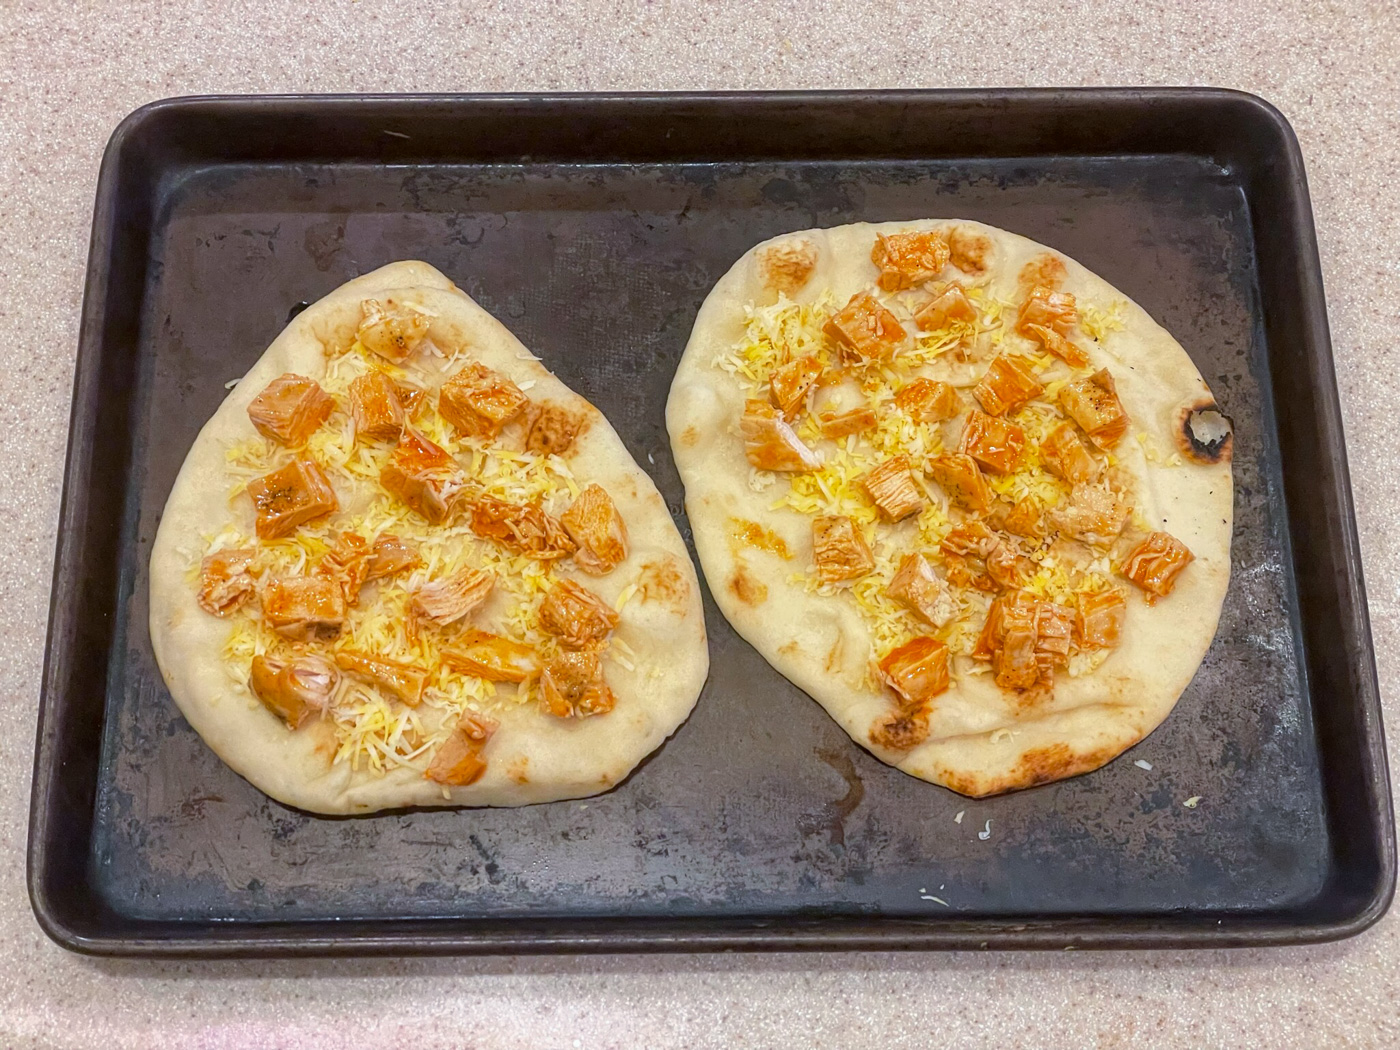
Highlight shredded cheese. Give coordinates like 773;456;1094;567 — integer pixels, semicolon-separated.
712;272;1146;693
202;345;598;770
1080;299;1127;342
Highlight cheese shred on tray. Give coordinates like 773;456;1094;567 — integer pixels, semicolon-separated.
668;219;1233;797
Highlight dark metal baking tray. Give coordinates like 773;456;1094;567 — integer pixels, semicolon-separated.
29;90;1393;956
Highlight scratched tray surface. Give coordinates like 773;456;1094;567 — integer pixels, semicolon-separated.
89;153;1321;925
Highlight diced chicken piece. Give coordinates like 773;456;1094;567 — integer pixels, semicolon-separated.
996;496;1045;539
973;354;1045;417
947;226;992;276
1040;420;1101;484
943;555;997;594
358;297;430;363
758;238;818;295
1050;482;1131;547
246;457;339;540
442;629;540;683
817;406;877;439
469;495;577;559
974;591;1070;690
380;429;470;524
540;650;616;718
895;378;961;424
1034;600;1075;666
395;381;427;417
348;371;404;443
971;593;1005;661
769;355;824;419
246;374;334;446
941;519;998;558
335;649;428;706
925;452;992;512
823;292;908;364
1016;286;1078;337
411;566;494;626
986;541;1031;590
425;713;497;786
365;534;419;581
914;284;977;331
941;520;1024;591
879;636;950;708
869;709;931;750
1076;588;1127;648
811;515;875;583
871;231;950;291
1017;254;1067;292
861;455;925;522
249;652;340;729
958;410;1026;474
274;654;339;713
560;483;629;575
886;553;955;627
1023;323;1089;368
523;401;586;456
260;575;346;641
538;579;620;649
991;596;1041;690
1059;369;1130;449
741;399;822;471
198;548;256;616
1121;531;1194;598
438;362;529;438
318;531;371;605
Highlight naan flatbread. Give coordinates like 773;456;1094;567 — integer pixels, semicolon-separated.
151;261;708;814
667;220;1231;796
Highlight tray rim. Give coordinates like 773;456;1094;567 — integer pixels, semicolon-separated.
29;87;1395;957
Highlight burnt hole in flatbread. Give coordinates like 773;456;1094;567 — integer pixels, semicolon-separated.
1175;399;1234;465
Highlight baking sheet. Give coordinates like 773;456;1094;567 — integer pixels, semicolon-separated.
30;92;1392;954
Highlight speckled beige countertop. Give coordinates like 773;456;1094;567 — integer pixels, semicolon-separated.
3;1;1399;1046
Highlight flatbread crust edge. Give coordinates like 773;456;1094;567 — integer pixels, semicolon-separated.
150;261;709;814
666;220;1232;797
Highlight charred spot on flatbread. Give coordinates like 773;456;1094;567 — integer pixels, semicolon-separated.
1017;252;1067;291
638;557;691;611
1175;398;1234;465
823;629;846;674
997;742;1122;794
938;740;1123;798
728;563;768;606
870;710;930;750
523;400;591;457
947;226;993;276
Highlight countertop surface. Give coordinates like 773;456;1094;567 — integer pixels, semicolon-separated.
3;1;1399;1046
